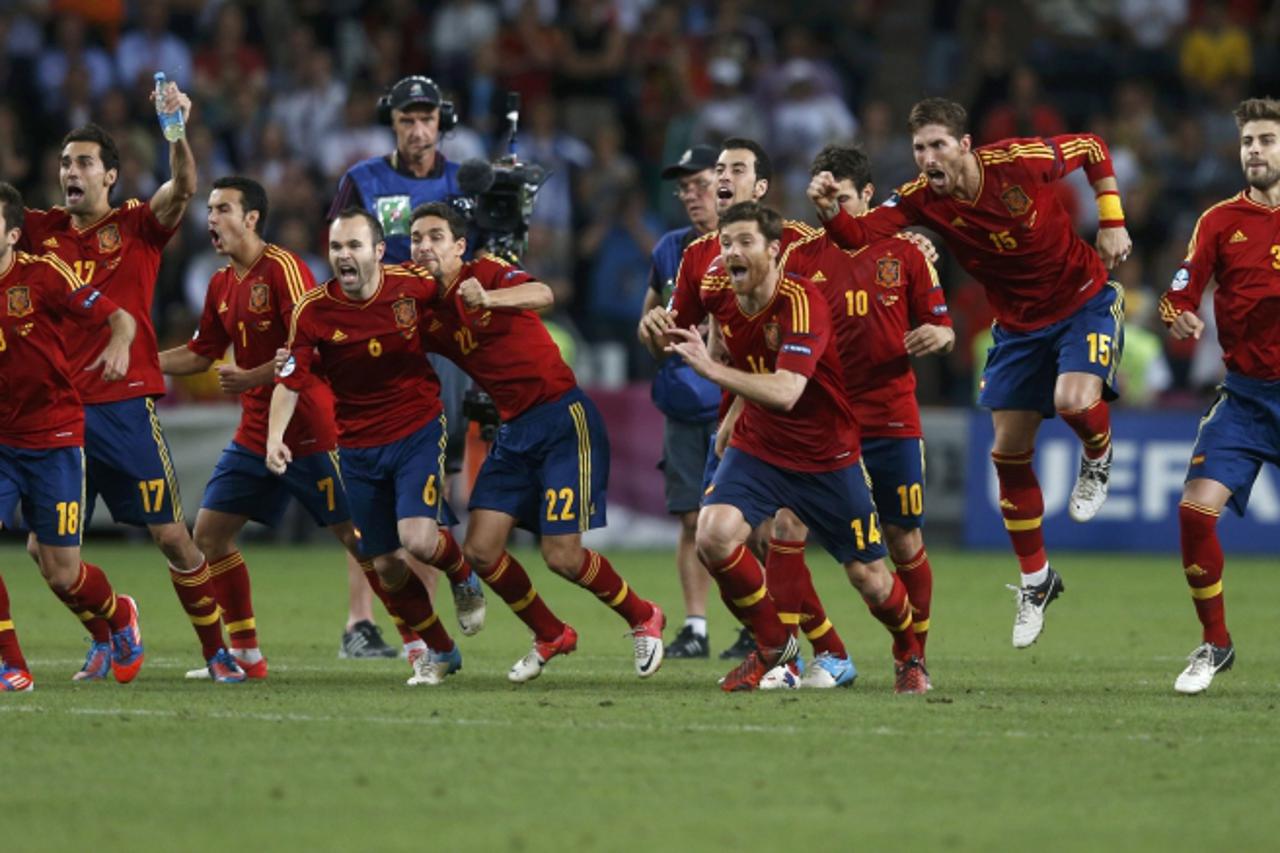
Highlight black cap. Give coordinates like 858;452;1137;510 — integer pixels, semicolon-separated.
387;76;442;113
661;144;719;180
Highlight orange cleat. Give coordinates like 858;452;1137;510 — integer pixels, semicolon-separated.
109;595;144;684
508;624;579;683
720;635;799;692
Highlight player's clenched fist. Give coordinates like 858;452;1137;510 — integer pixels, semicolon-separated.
458;277;488;310
640;305;676;344
265;438;292;475
807;171;841;221
1168;310;1204;341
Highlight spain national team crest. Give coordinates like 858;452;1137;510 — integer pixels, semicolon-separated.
875;257;901;288
763;321;781;351
6;286;32;317
392;297;417;332
96;223;121;254
248;281;271;314
1000;185;1032;217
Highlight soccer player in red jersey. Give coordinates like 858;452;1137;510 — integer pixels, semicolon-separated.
644;202;927;693
17;84;246;682
1158;97;1280;694
410;202;666;682
0;181;143;690
268;208;462;686
810;97;1133;649
159;178;484;682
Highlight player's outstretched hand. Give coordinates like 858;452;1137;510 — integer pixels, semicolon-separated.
88;340;131;381
807;171;841;222
640;306;676;345
1169;310;1204;341
1096;225;1132;269
216;363;256;394
665;325;714;375
150;80;193;125
265;439;292;475
896;230;939;264
904;323;955;357
458;277;488;310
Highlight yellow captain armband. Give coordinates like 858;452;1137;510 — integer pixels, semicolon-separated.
1096;191;1125;228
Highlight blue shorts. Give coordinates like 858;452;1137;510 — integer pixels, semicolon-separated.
202;442;350;528
1187;372;1280;517
469;387;609;535
84;398;185;527
979;282;1125;418
0;445;86;546
705;448;888;565
862;437;927;530
339;416;457;560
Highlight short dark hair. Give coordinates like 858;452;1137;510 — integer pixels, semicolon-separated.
331;206;384;244
810;144;872;192
0;181;24;234
720;137;773;182
62;123;121;187
1234;97;1280;129
718;201;783;243
410;201;467;241
211;176;269;234
907;98;969;139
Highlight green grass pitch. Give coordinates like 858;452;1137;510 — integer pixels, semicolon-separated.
2;542;1277;852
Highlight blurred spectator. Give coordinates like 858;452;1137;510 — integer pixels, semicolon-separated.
270;46;348;171
193;3;268;131
859;99;916;198
771;58;857;215
115;0;193;92
553;0;627;140
497;0;559;104
576;119;639;225
978;66;1066;144
1114;0;1188;86
690;56;766;146
37;14;116;109
0;101;34;189
1179;0;1251;99
430;0;499;88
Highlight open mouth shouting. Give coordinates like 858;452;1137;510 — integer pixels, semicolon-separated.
65;183;85;206
335;259;360;286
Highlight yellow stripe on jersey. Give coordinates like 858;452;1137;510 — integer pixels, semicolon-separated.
778;281;810;333
146;397;185;525
40;252;83;291
265;245;307;305
1158;294;1182;324
784;219;819;238
479;252;513;268
569;401;591;532
1058;138;1106;163
700;274;731;292
898;175;929;197
1183;193;1245;261
124;198;142;209
286;288;325;347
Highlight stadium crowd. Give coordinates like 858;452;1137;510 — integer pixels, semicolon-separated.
2;0;1277;406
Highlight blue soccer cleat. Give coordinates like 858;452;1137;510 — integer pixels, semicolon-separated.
407;644;463;686
72;641;113;682
109;595;144;683
207;648;247;684
800;651;858;688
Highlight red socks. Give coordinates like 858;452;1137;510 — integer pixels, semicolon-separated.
360;561;420;645
478;551;565;642
379;568;454;653
209;551;256;650
573;550;653;627
894;547;933;655
431;528;474;582
992;450;1047;575
169;560;227;659
704;545;788;649
1058;399;1111;460
767;538;848;658
0;575;28;672
865;573;920;662
1179;500;1230;647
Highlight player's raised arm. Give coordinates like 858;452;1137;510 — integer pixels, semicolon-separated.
149;80;197;229
809;170;913;252
666;325;807;411
458;275;553;312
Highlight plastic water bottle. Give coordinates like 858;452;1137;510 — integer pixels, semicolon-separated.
154;72;185;142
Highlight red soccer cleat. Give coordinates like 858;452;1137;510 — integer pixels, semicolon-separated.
109;595;144;684
0;666;34;692
894;656;929;695
720;635;800;692
234;654;268;680
508;624;579;683
630;602;665;678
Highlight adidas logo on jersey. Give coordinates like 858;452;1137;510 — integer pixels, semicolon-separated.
951;216;967;228
42;237;58;248
217;301;229;314
1229;230;1248;244
331;329;347;342
811;271;827;282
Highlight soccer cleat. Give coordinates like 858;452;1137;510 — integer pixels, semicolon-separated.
1008;567;1065;649
630;602;665;678
720;634;800;692
0;666;33;692
759;656;804;690
185;652;267;680
338;619;399;659
800;651;858;689
207;648;247;684
508;624;579;683
72;641;113;682
109;594;144;684
894;656;929;694
450;572;487;636
1174;642;1235;695
1068;445;1112;522
406;644;463;686
664;624;710;659
718;625;756;660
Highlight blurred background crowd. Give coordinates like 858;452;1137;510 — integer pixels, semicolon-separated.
2;0;1278;411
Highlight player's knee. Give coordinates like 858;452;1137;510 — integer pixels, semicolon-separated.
1054;387;1101;413
463;541;501;576
24;534;40;565
150;523;196;562
540;539;583;578
695;526;736;565
402;530;441;565
885;525;923;563
772;509;806;541
843;557;890;595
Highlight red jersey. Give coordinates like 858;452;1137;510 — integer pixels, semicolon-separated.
188;244;338;456
421;254;577;420
20;200;177;404
281;263;442;448
785;232;950;438
1158;192;1280;380
824;135;1115;333
0;251;121;448
670;266;857;472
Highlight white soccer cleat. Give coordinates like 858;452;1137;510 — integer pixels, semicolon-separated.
406;645;462;686
1068;445;1113;522
507;624;579;683
759;659;802;690
1174;642;1235;695
185;666;210;680
1009;567;1065;649
450;573;487;636
630;602;665;678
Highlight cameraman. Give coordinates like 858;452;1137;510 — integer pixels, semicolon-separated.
636;145;721;659
325;75;470;659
